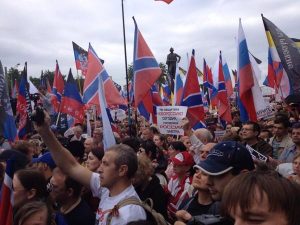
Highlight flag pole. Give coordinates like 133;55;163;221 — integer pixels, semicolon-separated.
76;70;82;95
121;0;132;136
55;104;61;126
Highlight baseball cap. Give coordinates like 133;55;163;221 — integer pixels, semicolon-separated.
194;141;254;176
171;151;194;166
32;152;56;170
0;149;29;171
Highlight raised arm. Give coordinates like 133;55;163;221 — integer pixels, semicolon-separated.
34;111;92;188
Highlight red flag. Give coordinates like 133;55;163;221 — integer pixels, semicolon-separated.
51;60;65;112
16;63;32;139
133;17;161;107
60;69;84;122
181;50;205;128
155;0;174;4
218;51;232;123
0;159;14;225
83;44;126;109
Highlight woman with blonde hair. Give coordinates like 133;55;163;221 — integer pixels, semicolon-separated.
288;153;300;184
13;201;52;225
133;155;168;219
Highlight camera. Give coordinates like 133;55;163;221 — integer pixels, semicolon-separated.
30;106;45;126
186;214;225;225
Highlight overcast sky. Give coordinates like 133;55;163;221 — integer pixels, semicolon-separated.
0;0;299;86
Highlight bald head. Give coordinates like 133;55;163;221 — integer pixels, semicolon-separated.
74;126;83;139
84;138;94;153
194;128;213;144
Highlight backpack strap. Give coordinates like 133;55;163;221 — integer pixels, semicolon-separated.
106;197;142;225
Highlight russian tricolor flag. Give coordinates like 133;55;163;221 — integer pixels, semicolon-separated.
222;56;233;98
237;19;257;122
174;64;184;106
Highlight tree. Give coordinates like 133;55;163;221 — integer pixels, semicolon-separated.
29;77;40;88
127;62;168;87
6;67;21;95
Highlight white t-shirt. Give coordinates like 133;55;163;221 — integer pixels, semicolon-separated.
90;172;146;225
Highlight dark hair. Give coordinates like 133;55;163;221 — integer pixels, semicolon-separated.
122;137;141;152
260;129;272;138
274;117;290;129
150;126;159;135
222;133;242;142
13;201;52;225
66;141;85;160
292;122;300;129
275;112;289;122
243;121;261;137
169;141;186;152
222;167;300;225
14;169;48;201
90;146;104;161
140;140;158;161
231;111;240;117
65;176;83;198
108;144;138;179
153;134;168;150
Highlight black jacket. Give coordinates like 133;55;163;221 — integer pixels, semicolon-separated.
135;175;168;219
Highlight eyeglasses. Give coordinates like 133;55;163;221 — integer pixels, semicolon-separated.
241;128;253;131
138;148;145;153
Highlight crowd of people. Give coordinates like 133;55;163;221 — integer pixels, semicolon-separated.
1;99;300;225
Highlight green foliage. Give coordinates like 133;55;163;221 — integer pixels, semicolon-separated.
6;67;21;95
29;77;40;88
127;62;168;87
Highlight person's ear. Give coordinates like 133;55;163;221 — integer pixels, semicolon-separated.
66;188;74;198
240;169;250;174
118;165;128;177
27;188;37;200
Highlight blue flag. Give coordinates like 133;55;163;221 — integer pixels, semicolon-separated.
0;60;17;141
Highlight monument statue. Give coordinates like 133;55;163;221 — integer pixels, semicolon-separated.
166;47;181;91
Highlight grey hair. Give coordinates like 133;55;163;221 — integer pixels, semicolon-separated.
194;128;213;142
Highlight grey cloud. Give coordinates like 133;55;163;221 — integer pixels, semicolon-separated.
0;0;299;86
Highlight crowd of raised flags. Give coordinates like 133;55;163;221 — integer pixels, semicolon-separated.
0;4;299;223
0;15;300;154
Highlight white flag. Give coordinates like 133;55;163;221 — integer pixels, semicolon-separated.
98;74;116;150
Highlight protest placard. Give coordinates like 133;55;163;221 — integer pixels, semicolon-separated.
214;130;226;139
110;109;127;121
157;106;187;135
256;105;276;120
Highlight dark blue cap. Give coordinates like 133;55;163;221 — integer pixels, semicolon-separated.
194;141;254;176
32;152;56;170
